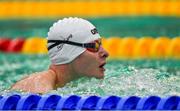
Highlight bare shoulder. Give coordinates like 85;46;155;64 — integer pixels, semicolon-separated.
11;70;56;93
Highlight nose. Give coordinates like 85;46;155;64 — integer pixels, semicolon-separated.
99;46;109;58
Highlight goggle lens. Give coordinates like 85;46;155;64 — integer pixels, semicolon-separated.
86;40;101;52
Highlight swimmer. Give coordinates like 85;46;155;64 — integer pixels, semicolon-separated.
11;17;109;94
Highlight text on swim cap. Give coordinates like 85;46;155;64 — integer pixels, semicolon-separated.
91;28;98;35
57;34;73;50
57;34;72;50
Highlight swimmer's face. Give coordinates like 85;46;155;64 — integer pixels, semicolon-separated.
71;39;109;79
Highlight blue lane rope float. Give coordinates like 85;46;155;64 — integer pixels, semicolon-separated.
116;96;141;110
96;95;121;110
76;95;101;110
156;96;180;110
37;94;61;110
0;94;179;110
56;95;81;110
0;94;21;110
136;96;161;110
16;94;41;110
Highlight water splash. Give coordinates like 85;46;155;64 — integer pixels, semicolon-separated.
50;63;180;96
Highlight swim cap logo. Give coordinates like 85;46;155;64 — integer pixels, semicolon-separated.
91;28;98;35
56;34;73;51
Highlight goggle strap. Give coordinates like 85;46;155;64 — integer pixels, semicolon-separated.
48;40;95;50
48;42;61;50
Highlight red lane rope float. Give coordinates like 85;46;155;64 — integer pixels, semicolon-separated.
7;38;25;53
0;38;12;52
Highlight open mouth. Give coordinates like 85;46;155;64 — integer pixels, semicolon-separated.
99;63;105;68
99;63;106;71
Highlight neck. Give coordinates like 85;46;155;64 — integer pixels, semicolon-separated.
49;64;79;88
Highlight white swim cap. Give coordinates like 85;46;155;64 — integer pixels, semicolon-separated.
47;17;101;65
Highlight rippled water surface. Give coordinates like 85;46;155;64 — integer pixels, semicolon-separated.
0;54;179;96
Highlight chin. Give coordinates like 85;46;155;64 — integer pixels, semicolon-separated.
95;72;104;79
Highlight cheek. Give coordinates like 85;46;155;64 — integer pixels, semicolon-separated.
74;51;99;76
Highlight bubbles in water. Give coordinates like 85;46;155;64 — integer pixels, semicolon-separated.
0;54;179;96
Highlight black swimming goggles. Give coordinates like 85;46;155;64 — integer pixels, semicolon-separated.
48;39;102;52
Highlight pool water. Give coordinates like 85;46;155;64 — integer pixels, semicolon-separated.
0;54;179;96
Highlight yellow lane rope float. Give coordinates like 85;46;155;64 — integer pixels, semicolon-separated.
0;1;179;18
